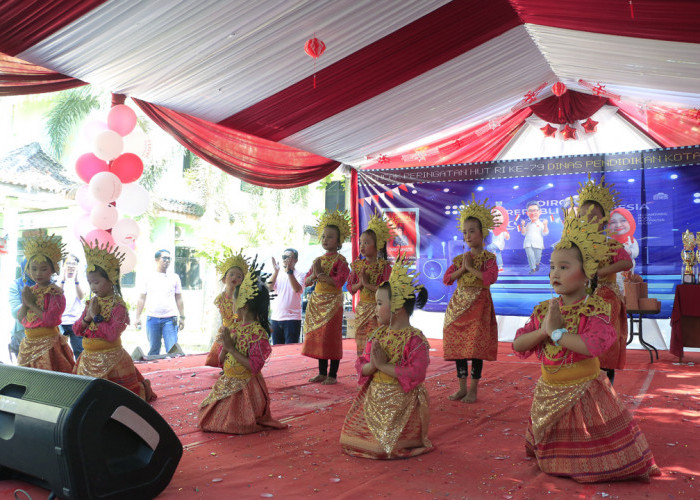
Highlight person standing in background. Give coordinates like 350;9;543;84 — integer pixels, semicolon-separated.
268;248;305;344
57;254;85;358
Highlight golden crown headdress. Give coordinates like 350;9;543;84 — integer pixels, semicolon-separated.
555;198;614;279
365;210;392;249
316;209;353;243
81;237;125;284
23;233;66;273
235;257;264;310
216;248;249;280
457;194;499;237
576;173;621;216
384;254;423;313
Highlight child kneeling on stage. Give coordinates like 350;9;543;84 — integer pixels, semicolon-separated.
512;203;659;483
340;255;433;459
73;239;156;402
199;259;287;434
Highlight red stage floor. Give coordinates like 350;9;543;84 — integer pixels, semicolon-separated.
3;340;699;499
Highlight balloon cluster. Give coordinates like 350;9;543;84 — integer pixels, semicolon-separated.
73;104;150;273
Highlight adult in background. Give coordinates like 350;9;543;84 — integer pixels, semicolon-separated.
135;249;185;355
268;248;305;344
8;258;34;361
57;254;85;357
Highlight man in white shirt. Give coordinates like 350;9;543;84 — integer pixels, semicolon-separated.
135;249;185;355
268;248;305;344
521;201;549;274
57;254;85;357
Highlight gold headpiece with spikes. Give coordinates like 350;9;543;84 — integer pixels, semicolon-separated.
384;254;423;313
555;198;614;279
457;194;499;237
316;209;353;243
235;259;264;310
216;248;249;280
81;237;125;284
365;210;392;249
576;173;621;216
23;233;66;273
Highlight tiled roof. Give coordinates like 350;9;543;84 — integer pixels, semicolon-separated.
0;142;76;192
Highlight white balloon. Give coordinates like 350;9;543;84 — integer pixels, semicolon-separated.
90;171;123;203
112;218;140;244
117;183;149;216
90;204;119;230
115;244;137;274
122;128;149;158
93;129;124;161
76;184;97;213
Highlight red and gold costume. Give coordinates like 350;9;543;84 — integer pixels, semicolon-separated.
595;238;632;370
513;296;659;483
347;258;391;354
19;283;74;372
341;326;432;459
199;322;286;434
205;291;237;367
301;252;350;360
73;295;156;401
442;251;499;361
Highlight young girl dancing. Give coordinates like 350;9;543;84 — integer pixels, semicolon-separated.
340;255;432;459
205;249;248;368
73;239;156;401
442;196;499;403
347;211;392;355
199;260;287;434
16;233;75;372
512;204;659;483
302;209;351;385
577;175;632;384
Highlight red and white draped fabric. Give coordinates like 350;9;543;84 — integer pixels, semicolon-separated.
1;0;699;180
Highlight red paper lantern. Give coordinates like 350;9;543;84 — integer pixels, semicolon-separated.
552;82;567;97
304;37;326;59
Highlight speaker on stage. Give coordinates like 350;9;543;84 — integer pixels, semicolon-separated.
419;257;449;304
0;365;182;500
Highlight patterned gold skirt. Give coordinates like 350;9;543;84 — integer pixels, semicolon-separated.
354;300;378;355
302;291;344;360
18;328;75;373
442;287;498;361
340;378;432;459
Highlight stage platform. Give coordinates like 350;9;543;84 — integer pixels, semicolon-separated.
2;340;699;499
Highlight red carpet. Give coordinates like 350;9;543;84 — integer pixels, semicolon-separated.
2;341;699;499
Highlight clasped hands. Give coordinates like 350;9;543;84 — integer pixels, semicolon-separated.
543;298;564;341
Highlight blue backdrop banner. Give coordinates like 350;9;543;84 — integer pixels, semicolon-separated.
358;146;700;318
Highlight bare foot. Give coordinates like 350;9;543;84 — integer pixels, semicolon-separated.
143;379;157;402
461;391;477;404
322;377;337;385
448;389;467;401
308;374;327;383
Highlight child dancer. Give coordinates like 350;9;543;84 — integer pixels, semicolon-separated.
199;260;287;434
512;204;659;483
205;249;248;368
347;211;392;355
73;239;156;401
340;255;432;459
577;175;632;384
302;209;351;385
16;233;75;372
442;195;499;403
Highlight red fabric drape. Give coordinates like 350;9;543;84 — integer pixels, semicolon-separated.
133;99;340;188
530;90;607;124
614;100;700;148
509;0;700;44
0;52;86;96
0;0;109;56
362;108;532;170
350;168;360;264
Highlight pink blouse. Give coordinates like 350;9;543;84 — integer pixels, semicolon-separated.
305;252;350;289
73;303;129;343
21;286;66;328
355;335;430;393
248;337;272;374
443;256;498;286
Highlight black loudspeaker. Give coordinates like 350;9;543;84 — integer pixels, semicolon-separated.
0;365;182;499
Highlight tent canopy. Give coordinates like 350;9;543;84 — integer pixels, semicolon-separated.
2;0;699;176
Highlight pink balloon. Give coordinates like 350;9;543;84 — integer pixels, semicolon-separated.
75;153;108;183
90;204;119;230
110;153;144;183
112;218;140;245
76;184;97;213
89;171;122;203
73;213;96;240
107;104;137;137
83;119;108;142
84;229;115;248
115;244;137;273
